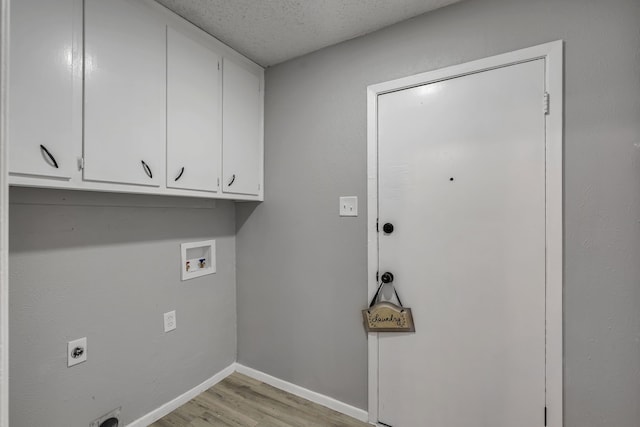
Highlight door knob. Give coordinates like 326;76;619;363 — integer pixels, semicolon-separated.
381;272;394;284
383;223;394;234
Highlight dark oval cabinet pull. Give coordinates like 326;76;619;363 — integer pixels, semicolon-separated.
40;145;59;169
174;167;185;181
383;223;394;234
228;174;236;186
141;160;153;179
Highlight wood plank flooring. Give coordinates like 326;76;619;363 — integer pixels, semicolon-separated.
149;372;371;427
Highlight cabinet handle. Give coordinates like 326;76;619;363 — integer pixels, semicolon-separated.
40;145;59;169
228;174;236;186
174;167;185;181
141;160;153;179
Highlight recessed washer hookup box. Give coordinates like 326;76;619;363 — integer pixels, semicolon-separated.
181;239;216;281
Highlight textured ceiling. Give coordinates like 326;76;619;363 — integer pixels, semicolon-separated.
155;0;462;67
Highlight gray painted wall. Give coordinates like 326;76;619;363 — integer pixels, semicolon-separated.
9;187;236;427
236;0;640;425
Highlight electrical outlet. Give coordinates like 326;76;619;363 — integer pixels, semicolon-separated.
164;310;176;332
68;337;87;367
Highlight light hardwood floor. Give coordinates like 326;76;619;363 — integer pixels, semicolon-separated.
149;372;371;427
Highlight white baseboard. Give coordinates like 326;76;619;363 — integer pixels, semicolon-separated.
234;363;370;423
126;363;236;427
126;362;370;426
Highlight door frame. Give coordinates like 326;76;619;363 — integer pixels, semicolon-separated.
0;0;9;425
366;41;564;426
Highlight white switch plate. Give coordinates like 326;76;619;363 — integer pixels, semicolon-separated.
339;196;358;217
164;310;176;332
67;337;87;367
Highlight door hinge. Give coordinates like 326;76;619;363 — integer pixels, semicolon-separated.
217;178;220;188
218;61;220;71
376;219;379;232
543;92;550;115
376;271;379;282
544;406;548;426
78;157;84;170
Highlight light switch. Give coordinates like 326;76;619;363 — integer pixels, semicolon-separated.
339;196;358;217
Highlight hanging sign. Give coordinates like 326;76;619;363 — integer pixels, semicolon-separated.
362;282;415;332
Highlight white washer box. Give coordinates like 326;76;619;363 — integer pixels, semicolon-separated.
181;240;216;281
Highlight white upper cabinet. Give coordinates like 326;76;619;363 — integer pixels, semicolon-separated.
9;0;263;200
166;27;222;193
8;0;80;180
83;0;166;187
222;59;263;196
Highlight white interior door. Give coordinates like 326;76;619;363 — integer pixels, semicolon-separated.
377;59;547;427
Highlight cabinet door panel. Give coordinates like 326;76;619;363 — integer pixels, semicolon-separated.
9;0;79;179
222;60;261;196
84;0;165;187
167;28;221;192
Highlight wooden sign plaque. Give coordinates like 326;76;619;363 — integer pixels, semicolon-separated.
362;301;415;332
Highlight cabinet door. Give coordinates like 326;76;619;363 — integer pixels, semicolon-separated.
9;0;80;179
222;59;262;196
84;0;165;187
167;27;221;192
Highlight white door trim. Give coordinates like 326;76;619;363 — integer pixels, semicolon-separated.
366;40;564;426
0;0;9;425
